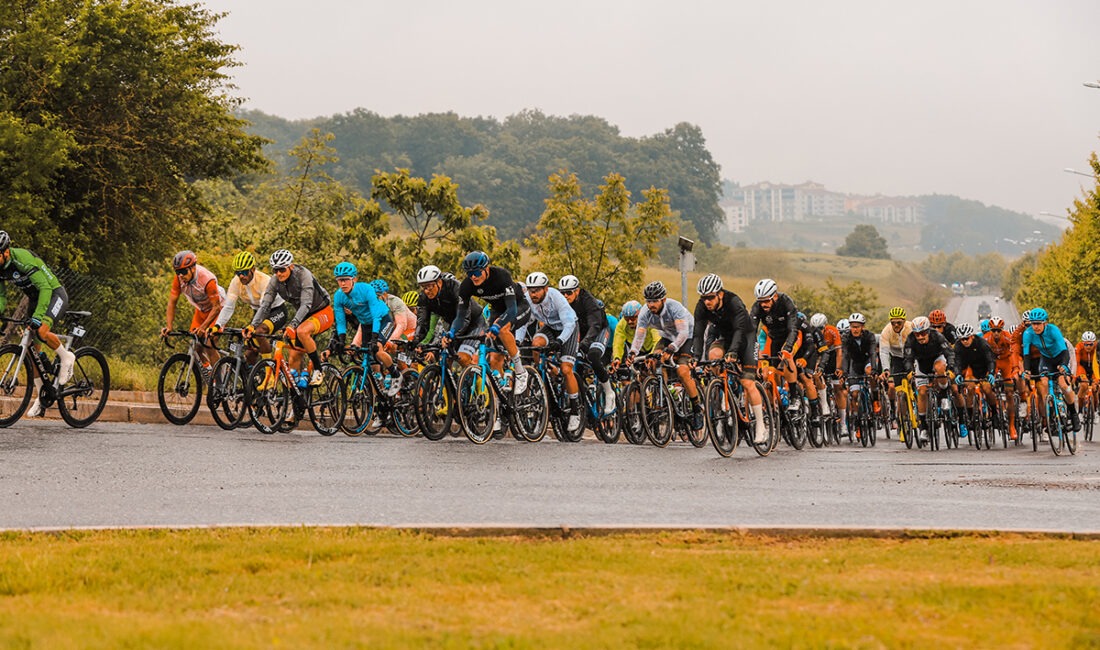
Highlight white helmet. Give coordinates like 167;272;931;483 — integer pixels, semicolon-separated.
912;316;931;333
525;271;549;288
696;273;723;295
956;322;976;338
1083;331;1097;343
810;313;827;329
558;275;580;291
269;249;293;268
754;278;778;300
837;318;850;332
848;312;866;324
416;264;442;284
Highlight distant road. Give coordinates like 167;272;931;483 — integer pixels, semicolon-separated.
946;294;1019;328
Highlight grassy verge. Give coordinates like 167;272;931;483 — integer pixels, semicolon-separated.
0;529;1096;648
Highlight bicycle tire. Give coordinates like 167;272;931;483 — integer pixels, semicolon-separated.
750;381;775;457
308;363;346;436
898;392;915;449
388;368;421;437
207;356;248;431
340;366;373;436
510;369;549;442
157;352;202;425
620;381;647;445
640;375;673;448
704;378;736;458
247;359;289;435
414;364;454;441
57;346;110;428
457;365;497;444
0;345;35;427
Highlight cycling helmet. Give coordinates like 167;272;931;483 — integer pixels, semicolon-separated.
889;307;906;319
461;251;490;275
1030;307;1048;322
979;319;991;334
810;313;827;329
621;300;642;318
1008;324;1018;335
525;271;549;288
232;251;256;272
269;249;293;269
988;317;1005;330
441;271;456;281
754;278;778;300
957;322;977;338
333;262;358;278
643;281;667;301
370;278;389;295
558;275;581;291
1083;331;1097;343
0;231;10;252
1021;309;1033;323
928;309;947;326
912;316;931;333
837;318;850;332
697;273;723;295
416;264;442;284
402;291;419;308
848;312;866;324
172;250;197;270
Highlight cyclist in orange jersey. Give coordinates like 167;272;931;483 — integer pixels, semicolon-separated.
984;317;1022;439
1074;331;1099;407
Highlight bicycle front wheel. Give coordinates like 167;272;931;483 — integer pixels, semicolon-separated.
620;380;647;445
414;364;454;441
308;363;346;436
704;378;736;458
208;356;248;431
640;375;673;448
340;366;375;437
157;353;202;425
0;345;34;427
457;366;497;444
247;359;289;435
57;347;110;428
510;369;549;442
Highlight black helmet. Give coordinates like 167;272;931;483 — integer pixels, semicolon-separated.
643;281;667;301
461;251;490;275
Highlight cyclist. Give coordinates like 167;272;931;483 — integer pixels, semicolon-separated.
413;264;484;367
984;316;1022;440
692;273;767;443
750;278;801;391
879;307;912;423
370;279;417;347
447;251;531;394
327;263;401;395
209;251;285;364
162;250;225;375
525;272;583;429
811;312;843;428
928;309;958;344
559;275;616;416
904;315;956;442
244;249;333;386
611;300;659;368
792;311;826;418
0;231;76;416
402;291;433;345
1074;331;1099;412
953;322;996;438
1022;308;1080;432
626;280;701;431
841;312;881;439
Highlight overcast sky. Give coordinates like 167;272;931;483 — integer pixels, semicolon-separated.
202;0;1100;222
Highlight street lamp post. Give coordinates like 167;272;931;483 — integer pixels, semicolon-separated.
1084;81;1100;89
1064;167;1100;179
678;236;694;304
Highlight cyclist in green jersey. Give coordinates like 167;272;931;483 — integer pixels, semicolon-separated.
0;231;76;415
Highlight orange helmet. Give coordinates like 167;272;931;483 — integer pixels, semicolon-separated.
928;309;947;326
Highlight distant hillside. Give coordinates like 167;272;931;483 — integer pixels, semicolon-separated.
917;194;1059;255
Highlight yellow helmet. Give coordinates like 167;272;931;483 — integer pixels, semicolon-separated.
232;251;256;272
402;290;419;308
889;307;906;319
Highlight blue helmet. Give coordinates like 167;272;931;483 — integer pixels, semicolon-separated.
370;278;389;295
620;300;642;318
462;251;490;275
333;262;358;278
979;319;991;333
1030;307;1048;322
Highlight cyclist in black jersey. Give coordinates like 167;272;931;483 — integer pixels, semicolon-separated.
841;312;880;435
413;264;484;366
750;278;800;386
904;316;957;439
559;275;615;415
953;322;996;439
446;251;531;394
929;309;958;344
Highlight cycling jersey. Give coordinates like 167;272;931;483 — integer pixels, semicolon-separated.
382;294;416;341
1022;323;1068;359
904;330;954;375
0;248;64;324
413;276;484;342
793;316;821;368
612;319;659;360
1075;342;1099;380
691;290;754;361
749;292;799;352
954;336;994;377
630;298;694;356
252;264;330;329
333;282;389;337
216;270;284;327
843;329;880;376
455;266;523;330
819;324;843;373
171;264;225;314
568;288;608;348
879;321;912;360
932;322;958;344
526;287;577;344
984;330;1014;361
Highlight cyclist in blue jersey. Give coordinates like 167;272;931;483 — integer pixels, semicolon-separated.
326;262;400;394
1022;307;1080;432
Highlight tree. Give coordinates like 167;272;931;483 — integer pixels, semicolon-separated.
787;278;881;323
527;171;674;308
837;224;890;259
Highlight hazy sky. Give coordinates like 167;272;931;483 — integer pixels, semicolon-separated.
202;0;1100;221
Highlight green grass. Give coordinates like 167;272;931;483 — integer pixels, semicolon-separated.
0;529;1096;648
105;355;159;392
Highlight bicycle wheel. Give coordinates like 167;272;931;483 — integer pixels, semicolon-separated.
457;365;497;444
157;352;202;425
704;378;736;458
207;356;248;431
414;365;454;441
339;366;374;436
1029;396;1042;451
247;359;289;435
898;392;914;449
1085;399;1095;443
685;385;709;449
750;381;775;457
388;368;421;437
0;345;35;427
511;369;549;442
640;375;673;448
785;387;808;450
308;363;346;436
57;347;110;428
620;380;647;445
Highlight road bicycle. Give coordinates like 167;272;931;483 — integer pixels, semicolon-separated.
246;334;345;436
531;345;584;443
338;340;419;437
892;373;919;449
205;328;252;430
412;342;461;441
700;358;774;458
1031;369;1077;456
614;363;647;445
574;352;620;444
456;337;548;444
918;374;960;451
638;354;707;448
157;330;215;425
0;311;109;428
845;374;878;448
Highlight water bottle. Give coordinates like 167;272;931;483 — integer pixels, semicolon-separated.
940;397;950;412
296;370;308;389
39;351;53;375
779;386;790;409
503;369;514;390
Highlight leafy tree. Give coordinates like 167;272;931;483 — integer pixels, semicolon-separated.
1002;251;1038;302
527;171;674;308
918;251;1006;288
787;279;881;324
920;194;1060;255
837;224;890;259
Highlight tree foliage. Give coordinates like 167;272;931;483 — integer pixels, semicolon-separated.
1014;154;1100;337
918;251;1007;289
837;224;890;259
919;194;1060;255
527;171;674;308
788;279;882;324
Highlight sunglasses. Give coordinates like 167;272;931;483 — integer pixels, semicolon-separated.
702;293;719;302
561;289;577;296
174;268;190;275
890;320;905;326
235;269;253;277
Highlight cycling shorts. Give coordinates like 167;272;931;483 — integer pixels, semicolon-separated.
762;330;802;359
189;305;216;332
655;337;693;363
1038;350;1071;378
995;356;1020;381
300;305;334;335
533;325;579;365
31;286;68;329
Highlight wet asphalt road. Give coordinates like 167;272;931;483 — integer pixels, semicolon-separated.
1;418;1097;532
